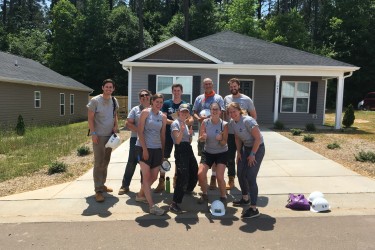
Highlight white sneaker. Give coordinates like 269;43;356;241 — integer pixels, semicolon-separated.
150;204;165;216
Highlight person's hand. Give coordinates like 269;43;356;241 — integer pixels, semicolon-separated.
92;135;99;144
236;153;241;165
142;149;149;161
189;126;193;136
215;132;223;141
201;132;207;141
180;122;186;132
247;155;257;167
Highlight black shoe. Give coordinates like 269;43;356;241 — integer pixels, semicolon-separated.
197;193;208;204
233;198;250;207
169;202;183;214
220;197;227;207
241;208;260;218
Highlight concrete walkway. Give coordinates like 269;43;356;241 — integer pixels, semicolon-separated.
1;129;375;223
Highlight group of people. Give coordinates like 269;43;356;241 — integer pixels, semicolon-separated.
87;77;265;218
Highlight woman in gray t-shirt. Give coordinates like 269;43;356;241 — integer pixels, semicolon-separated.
135;94;167;216
227;102;265;219
197;102;228;204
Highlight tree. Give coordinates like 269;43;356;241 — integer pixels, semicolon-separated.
261;8;310;50
342;104;355;128
224;0;259;37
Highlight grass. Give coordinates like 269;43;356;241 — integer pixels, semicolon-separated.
276;110;375;179
0;122;90;182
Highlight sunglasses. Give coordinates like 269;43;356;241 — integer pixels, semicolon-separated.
140;94;150;97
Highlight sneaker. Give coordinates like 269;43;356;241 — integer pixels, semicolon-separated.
95;192;105;202
103;185;113;192
150;204;165;216
135;194;148;204
233;198;250;207
209;176;217;190
169;203;183;214
197;193;208;204
118;187;130;195
154;177;165;193
241;208;260;218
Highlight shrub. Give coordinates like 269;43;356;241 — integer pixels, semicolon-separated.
48;161;67;175
290;128;303;136
303;134;315;142
342;104;355;128
77;145;90;156
327;142;340;149
15;115;25;136
305;123;316;132
274;120;285;130
355;151;375;163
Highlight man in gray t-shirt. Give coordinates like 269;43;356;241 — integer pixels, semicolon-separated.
87;79;119;202
223;78;257;190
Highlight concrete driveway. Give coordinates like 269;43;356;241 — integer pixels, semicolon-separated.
1;129;375;223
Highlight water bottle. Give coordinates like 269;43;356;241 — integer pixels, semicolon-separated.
165;177;170;193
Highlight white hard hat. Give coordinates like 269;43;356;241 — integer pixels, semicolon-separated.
199;109;211;117
210;200;225;216
105;133;121;148
159;160;171;173
310;197;330;213
308;191;324;202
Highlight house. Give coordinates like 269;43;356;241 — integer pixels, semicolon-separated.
0;51;93;127
120;31;359;129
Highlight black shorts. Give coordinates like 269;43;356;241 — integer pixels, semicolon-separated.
200;151;228;168
136;146;163;169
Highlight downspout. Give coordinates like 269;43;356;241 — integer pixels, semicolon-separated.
122;66;131;115
334;71;353;129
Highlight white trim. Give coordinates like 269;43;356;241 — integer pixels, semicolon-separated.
70;94;75;115
280;81;311;113
274;75;280;123
237;78;255;100
156;75;193;103
335;75;345;129
120;37;222;64
323;79;328;125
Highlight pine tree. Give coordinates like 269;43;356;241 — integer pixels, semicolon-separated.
342;104;355;128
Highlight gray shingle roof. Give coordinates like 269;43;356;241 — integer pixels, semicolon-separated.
189;31;355;67
0;51;93;92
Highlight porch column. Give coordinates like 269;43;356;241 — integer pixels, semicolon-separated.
273;75;281;123
335;75;344;129
123;66;132;113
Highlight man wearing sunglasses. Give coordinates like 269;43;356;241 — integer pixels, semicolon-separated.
154;84;194;193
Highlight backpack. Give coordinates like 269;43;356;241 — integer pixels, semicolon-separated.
286;193;310;211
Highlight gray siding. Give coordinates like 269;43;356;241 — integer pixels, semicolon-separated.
0;81;90;127
130;67;218;109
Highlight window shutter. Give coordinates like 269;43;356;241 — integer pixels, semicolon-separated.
148;75;156;95
309;82;318;113
192;76;201;102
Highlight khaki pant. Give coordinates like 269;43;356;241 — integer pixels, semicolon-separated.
93;136;112;192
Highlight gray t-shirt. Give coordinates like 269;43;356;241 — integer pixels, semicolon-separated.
87;95;119;136
203;118;228;154
136;108;163;149
230;116;263;147
193;94;225;114
171;119;190;144
127;105;144;138
224;94;255;134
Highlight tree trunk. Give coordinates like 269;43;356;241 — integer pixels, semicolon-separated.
183;0;189;41
138;0;144;51
2;0;6;25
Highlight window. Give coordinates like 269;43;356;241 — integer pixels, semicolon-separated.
60;93;65;116
34;91;41;108
156;75;193;103
70;94;74;114
281;81;310;113
239;79;254;99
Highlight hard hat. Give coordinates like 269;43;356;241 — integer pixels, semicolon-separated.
199;109;211;117
105;133;121;148
210;200;225;216
308;191;324;202
160;160;171;173
310;197;330;213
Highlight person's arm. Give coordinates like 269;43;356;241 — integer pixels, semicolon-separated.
247;126;262;167
88;109;98;144
218;123;228;146
113;112;119;133
138;110;149;160
249;109;257;120
161;114;167;159
125;118;137;132
185;113;194;126
235;134;243;163
172;122;185;145
198;120;207;141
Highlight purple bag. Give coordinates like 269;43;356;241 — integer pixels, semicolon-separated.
286;193;310;210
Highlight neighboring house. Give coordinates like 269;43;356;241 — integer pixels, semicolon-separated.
120;31;359;129
0;51;93;127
